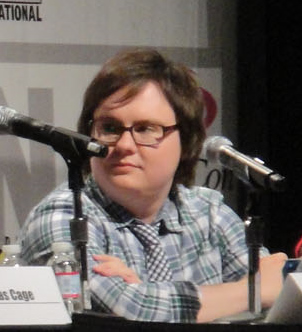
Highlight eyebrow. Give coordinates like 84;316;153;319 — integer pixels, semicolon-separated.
94;116;121;123
94;115;113;120
93;116;165;126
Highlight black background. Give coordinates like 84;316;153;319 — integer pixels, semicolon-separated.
236;0;302;256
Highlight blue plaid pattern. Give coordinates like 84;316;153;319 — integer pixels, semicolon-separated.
19;175;269;322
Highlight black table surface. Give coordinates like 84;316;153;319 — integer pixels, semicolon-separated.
72;311;301;332
1;311;301;332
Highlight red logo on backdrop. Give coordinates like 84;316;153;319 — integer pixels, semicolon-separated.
198;87;232;192
200;87;218;129
295;236;302;257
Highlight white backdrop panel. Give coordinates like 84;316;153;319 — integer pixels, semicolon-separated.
0;0;208;48
0;0;237;246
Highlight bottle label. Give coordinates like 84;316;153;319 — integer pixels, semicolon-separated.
55;271;81;299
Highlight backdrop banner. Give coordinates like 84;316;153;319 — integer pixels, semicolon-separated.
0;0;237;245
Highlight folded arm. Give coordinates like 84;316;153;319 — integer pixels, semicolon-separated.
197;252;287;322
92;252;287;323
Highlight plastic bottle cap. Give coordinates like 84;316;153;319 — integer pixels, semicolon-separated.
2;244;21;254
51;242;73;253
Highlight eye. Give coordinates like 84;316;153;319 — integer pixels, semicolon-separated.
102;123;120;134
134;123;158;133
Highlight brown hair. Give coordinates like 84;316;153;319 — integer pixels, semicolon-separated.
78;48;205;187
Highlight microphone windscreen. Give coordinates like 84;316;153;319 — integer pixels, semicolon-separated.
0;106;17;133
202;136;233;163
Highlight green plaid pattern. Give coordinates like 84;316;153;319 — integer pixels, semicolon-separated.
19;175;269;322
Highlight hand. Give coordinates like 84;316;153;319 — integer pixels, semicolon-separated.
259;252;288;308
93;254;142;284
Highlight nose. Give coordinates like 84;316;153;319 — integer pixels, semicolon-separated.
114;129;137;153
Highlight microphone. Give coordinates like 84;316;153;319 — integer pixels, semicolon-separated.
0;106;108;160
202;136;286;191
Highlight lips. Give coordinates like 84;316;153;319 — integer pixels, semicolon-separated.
109;162;141;174
111;161;141;169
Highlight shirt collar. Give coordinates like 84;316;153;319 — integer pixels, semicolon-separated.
87;175;183;233
156;196;183;233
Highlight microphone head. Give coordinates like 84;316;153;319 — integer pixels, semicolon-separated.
202;136;233;164
0;106;17;134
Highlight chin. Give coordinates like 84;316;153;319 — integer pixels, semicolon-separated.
111;181;145;193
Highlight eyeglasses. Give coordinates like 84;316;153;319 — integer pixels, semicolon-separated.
90;120;178;146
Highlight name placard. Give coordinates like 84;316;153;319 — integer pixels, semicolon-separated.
266;272;302;324
0;266;72;325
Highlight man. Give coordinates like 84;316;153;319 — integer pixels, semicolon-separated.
19;48;286;323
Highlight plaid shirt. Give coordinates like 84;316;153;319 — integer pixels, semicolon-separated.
19;176;268;322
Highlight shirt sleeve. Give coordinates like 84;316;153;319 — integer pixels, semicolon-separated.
86;219;201;323
89;274;201;322
18;187;75;264
18;189;201;323
209;193;270;282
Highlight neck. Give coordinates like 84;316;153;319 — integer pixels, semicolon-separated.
119;194;167;224
106;187;170;224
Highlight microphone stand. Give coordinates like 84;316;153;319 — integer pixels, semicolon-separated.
244;188;265;318
52;131;92;312
67;163;91;311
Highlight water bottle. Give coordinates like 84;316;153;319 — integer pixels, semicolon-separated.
47;242;83;315
0;244;26;267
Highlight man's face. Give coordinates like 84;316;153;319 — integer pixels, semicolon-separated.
90;81;181;202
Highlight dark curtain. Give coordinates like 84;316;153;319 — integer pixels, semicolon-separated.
236;0;302;256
